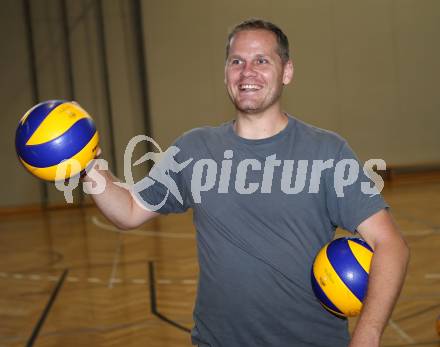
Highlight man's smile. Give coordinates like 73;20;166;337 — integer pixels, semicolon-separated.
238;83;263;92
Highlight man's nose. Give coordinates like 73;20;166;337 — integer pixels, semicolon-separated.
241;62;257;77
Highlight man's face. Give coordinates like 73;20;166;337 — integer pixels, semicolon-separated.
225;29;293;115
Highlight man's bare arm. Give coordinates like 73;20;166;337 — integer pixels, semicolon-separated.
349;209;410;347
84;168;159;230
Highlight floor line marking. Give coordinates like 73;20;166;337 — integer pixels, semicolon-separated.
26;269;68;346
148;261;192;333
157;278;197;285
401;228;436;236
182;279;197;285
28;275;41;281
424;273;440;279
88;278;102;284
131;279;146;284
157;279;173;284
109;278;123;284
388;319;415;344
0;271;198;288
108;234;123;289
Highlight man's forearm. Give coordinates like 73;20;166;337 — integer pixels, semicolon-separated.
84;169;137;229
350;236;409;346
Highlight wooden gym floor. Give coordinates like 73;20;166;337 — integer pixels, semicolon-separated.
0;173;439;347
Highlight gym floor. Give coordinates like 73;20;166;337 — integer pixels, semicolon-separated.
0;173;439;346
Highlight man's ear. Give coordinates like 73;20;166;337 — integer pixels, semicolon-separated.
282;60;294;85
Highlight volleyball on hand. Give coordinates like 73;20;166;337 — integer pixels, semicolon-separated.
311;237;373;317
15;100;99;182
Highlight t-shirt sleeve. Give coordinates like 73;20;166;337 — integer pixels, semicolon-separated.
132;137;193;215
325;141;389;232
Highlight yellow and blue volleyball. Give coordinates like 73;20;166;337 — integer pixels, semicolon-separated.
15;100;99;181
311;237;373;317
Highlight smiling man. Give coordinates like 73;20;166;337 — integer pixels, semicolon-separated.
225;24;293;140
87;19;409;347
225;29;292;116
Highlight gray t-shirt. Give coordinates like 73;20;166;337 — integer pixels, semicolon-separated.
134;115;388;347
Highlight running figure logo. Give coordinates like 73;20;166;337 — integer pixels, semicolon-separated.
126;135;193;211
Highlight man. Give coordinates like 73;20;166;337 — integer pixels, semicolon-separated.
87;19;409;347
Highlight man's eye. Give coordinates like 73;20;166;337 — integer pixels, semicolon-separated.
231;59;241;65
257;58;268;64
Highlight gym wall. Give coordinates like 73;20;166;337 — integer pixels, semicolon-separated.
1;0;439;208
